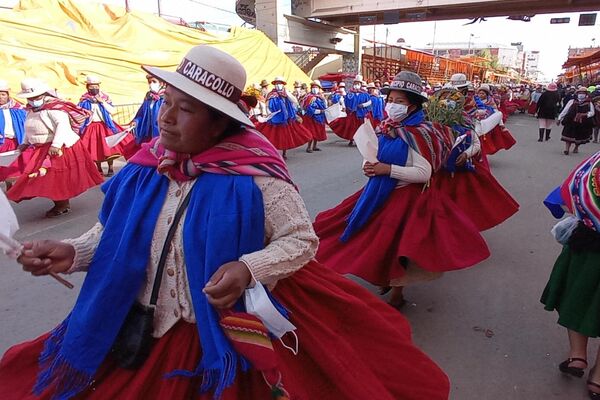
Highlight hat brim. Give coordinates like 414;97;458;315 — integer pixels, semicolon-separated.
547;87;557;92
144;66;253;127
380;86;429;101
16;88;48;99
272;80;287;85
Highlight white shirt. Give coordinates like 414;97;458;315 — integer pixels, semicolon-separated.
2;109;14;139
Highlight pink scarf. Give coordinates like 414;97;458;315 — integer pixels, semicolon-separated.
0;98;23;110
130;128;295;187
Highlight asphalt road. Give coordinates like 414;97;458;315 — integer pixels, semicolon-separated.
1;114;596;399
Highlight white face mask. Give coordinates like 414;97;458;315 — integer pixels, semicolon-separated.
353;84;361;90
311;88;319;95
149;82;161;93
577;94;587;101
385;103;409;122
275;84;284;91
28;98;44;108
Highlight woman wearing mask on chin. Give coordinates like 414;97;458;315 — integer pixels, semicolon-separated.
0;47;450;400
0;78;103;217
314;71;490;308
559;87;595;155
78;76;131;176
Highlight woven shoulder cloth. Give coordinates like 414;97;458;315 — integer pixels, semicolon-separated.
560;150;600;231
32;98;92;134
395;122;454;173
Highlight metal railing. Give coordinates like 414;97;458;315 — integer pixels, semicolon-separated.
112;103;142;126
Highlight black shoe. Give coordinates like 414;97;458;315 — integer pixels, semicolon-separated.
588;380;600;399
559;357;587;377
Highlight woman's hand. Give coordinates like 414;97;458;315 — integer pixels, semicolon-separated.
363;161;391;177
48;146;62;156
456;153;468;166
17;240;75;276
203;261;252;309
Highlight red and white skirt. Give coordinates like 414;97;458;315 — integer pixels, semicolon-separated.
314;184;490;287
1;141;104;202
0;138;18;153
481;126;516;156
328;114;363;140
433;163;519;231
302;116;328;142
0;261;449;400
80;122;134;162
254;120;313;150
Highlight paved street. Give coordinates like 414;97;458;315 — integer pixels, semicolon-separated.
1;114;597;399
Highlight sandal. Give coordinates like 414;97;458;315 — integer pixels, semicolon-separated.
559;357;587;378
573;148;579;154
313;147;322;151
588;380;600;399
45;207;71;218
564;150;569;155
306;148;313;153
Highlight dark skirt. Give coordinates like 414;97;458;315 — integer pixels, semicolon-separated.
561;123;592;144
541;246;600;337
0;261;450;400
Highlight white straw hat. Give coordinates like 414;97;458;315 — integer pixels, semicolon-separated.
17;78;51;99
478;84;492;94
0;80;10;92
311;80;322;88
272;76;287;85
86;75;101;85
449;73;471;89
143;45;252;127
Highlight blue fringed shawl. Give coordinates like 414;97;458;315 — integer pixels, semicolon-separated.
0;108;26;145
132;95;164;144
340;111;427;241
78;99;119;134
34;164;265;399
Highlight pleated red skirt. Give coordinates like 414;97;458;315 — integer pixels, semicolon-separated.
481;126;516;156
328;114;363;140
433;165;519;231
254;120;313;150
80;122;130;162
3;142;103;202
314;184;490;287
302;116;328;142
0;138;18;153
527;101;537;115
368;114;382;130
0;261;449;400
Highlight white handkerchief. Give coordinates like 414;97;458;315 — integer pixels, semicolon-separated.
105;129;131;148
0;190;19;238
324;103;347;124
353;120;379;163
0;150;19;166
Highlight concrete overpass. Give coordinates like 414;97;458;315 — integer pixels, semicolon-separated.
293;0;599;26
238;0;600;73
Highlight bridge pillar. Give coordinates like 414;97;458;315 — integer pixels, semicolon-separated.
255;0;289;47
342;26;361;74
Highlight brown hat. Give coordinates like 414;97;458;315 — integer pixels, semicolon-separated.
260;79;269;87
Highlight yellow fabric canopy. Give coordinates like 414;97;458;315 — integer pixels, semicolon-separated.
0;0;310;106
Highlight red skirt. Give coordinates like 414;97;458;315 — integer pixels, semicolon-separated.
314;184;490;287
0;138;18;153
433;165;519;231
80;122;130;162
368;114;382;130
328;113;363;140
3;142;103;202
527;101;537;115
302;116;328;142
254;120;313;150
481;126;516;156
0;262;449;400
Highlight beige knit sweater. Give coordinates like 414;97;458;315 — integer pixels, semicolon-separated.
63;176;318;337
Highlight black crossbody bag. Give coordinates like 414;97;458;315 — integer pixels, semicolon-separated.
111;190;193;369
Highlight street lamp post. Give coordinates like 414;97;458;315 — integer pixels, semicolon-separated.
467;33;474;55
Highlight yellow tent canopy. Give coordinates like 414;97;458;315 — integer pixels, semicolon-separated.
0;0;310;108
